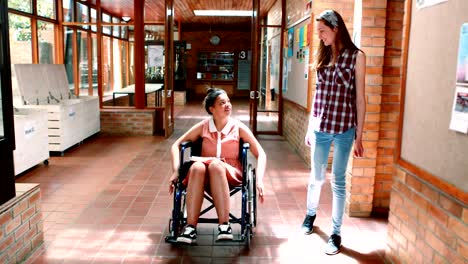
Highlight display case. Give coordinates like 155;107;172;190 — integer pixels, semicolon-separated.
145;40;187;91
196;52;234;81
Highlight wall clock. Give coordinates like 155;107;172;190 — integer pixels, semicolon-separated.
210;35;221;45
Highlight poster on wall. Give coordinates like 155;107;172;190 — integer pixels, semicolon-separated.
148;46;164;67
416;0;448;9
449;23;468;133
287;28;294;58
449;87;468;133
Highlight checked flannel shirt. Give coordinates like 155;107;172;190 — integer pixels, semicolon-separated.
310;48;359;135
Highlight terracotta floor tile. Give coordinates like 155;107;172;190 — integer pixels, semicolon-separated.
17;101;387;264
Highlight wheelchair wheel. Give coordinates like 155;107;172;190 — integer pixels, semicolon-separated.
246;226;252;250
247;166;257;228
247;165;256;228
169;188;186;238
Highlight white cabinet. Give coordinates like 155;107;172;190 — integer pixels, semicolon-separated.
12;108;49;175
14;64;100;153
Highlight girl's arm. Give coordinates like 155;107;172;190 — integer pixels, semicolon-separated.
354;51;366;157
239;122;267;201
169;121;204;193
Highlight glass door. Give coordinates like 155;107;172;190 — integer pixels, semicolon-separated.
0;0;17;204
164;0;175;138
251;0;285;135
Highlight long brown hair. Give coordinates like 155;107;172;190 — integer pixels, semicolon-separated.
315;10;359;69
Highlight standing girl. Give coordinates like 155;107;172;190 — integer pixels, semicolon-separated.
301;10;366;255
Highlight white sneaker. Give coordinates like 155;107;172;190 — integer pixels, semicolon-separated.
217;222;233;240
176;225;197;244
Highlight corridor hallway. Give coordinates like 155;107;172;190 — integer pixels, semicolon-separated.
18;100;387;264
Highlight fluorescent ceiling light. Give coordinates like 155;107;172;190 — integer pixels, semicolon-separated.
194;10;251;16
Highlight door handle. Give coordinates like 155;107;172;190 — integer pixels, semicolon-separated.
250;91;259;99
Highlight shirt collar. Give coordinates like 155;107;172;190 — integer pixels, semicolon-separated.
209;117;235;135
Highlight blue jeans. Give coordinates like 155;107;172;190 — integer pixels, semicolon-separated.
306;127;355;236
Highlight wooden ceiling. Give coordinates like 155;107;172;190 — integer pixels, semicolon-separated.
88;0;277;30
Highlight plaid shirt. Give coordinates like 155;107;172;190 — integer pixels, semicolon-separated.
311;49;359;135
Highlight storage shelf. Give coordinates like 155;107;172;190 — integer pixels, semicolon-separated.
197;51;235;81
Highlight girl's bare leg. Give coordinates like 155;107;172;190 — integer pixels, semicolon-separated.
186;162;206;226
207;160;230;224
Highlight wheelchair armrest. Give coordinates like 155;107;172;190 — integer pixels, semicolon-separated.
242;142;250;150
179;141;193;150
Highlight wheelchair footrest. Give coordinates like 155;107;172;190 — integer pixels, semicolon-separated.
216;234;250;243
165;236;179;244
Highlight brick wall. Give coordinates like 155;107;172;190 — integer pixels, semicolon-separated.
386;167;467;263
283;100;311;167
100;109;163;136
0;184;44;264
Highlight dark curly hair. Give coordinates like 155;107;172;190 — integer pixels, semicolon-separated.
203;88;226;115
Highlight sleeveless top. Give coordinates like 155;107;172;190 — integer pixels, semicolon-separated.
200;117;242;172
311;48;359;134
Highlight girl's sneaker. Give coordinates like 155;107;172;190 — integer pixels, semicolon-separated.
176;225;197;244
217;222;233;240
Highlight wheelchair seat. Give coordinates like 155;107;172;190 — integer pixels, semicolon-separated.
165;137;257;248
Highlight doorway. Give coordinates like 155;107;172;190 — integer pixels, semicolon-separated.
249;0;285;135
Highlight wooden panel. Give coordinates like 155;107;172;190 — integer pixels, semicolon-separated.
96;0;278;26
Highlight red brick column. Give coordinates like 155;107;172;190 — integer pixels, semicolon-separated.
373;0;406;212
343;1;386;217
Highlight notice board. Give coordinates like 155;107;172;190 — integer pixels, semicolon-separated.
401;0;468;191
283;18;311;110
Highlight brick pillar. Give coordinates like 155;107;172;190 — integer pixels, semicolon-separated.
346;0;387;217
373;0;406;212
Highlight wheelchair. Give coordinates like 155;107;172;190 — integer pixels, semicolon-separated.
165;138;257;248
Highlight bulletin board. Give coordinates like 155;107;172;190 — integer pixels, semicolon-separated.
401;0;468;192
283;17;311;110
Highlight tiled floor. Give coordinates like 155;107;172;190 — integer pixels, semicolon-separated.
17;100;388;264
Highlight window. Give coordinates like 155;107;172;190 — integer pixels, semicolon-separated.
77;2;88;29
102;36;111;93
78;30;89;95
38;20;55;63
90;8;97;32
8;0;32;13
64;26;74;92
102;13;111;35
112;17;120;37
63;0;73;22
121;41;128;88
121;25;128;39
91;33;98;94
8;14;32;101
113;38;121;91
37;0;55;19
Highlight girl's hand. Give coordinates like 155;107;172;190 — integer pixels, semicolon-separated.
168;171;178;194
304;133;311;147
256;179;265;203
354;138;364;158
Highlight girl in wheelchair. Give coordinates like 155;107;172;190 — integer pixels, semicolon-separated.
169;88;266;244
